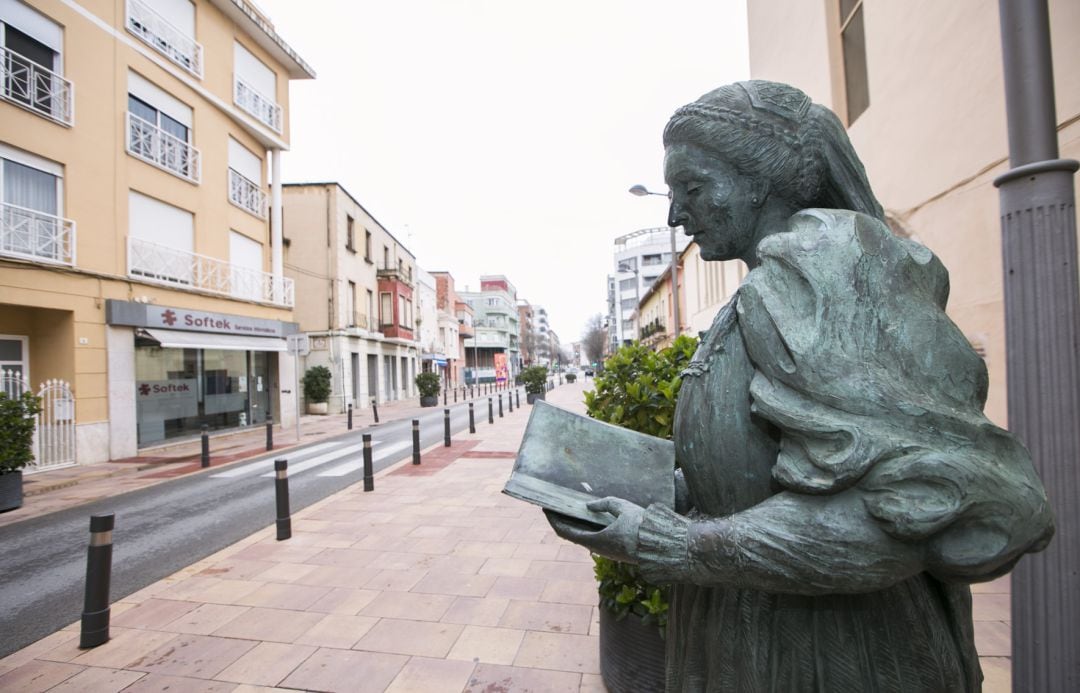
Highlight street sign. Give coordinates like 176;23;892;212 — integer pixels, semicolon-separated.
286;334;310;356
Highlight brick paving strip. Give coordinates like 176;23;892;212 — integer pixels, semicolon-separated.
0;382;1014;692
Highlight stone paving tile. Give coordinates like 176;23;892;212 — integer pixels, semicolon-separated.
512;543;563;560
69;629;179;669
214;641;317;687
974;620;1011;657
121;672;239;692
234;581;332;610
541;579;600;606
525;559;596;582
227;543;325;564
415;553;488;575
198;559;276;580
165;604;249;635
212;607;324;644
384;656;477;693
440;596;511;627
478;557;534;577
972;593;1010;621
249;562;320;584
159;576;266;605
0;659;83;692
981;656;1011;693
304;587;380;615
127;633;256;679
453;541;519;558
354;618;465;658
360;591;456;621
47;666;147;692
499;601;594;635
109;599;200;631
292;563;382;589
410;571;496;597
463;663;582;692
305;547;385;567
513;631;601;674
363;569;428;592
280;647;408;693
371;551;430;571
556;544;594;564
294;614;379;649
487;576;549;601
446;625;526;665
0;630;78;670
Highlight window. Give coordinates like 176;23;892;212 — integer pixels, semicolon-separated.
642;254;663;266
839;0;869;124
620;298;637;310
398;295;407;327
346;215;355;252
619;278;636;291
125;0;202;77
1;145;71;264
233;41;280;132
367;290;374;324
128;191;194;283
229;230;262;300
364;229;372;261
380;292;392;326
1;4;72;126
126;72;199;182
347;281;357;325
383;245;389;268
227;138;264;217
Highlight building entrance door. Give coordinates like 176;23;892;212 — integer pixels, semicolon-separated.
249;351;271;424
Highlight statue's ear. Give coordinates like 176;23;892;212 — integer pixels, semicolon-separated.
750;178;770;208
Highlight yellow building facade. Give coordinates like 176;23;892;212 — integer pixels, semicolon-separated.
0;0;313;465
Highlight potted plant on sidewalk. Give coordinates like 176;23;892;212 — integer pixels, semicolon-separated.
521;365;549;404
583;335;697;693
0;391;42;513
416;371;441;407
302;366;332;415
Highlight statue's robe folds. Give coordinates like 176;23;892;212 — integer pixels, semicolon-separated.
636;209;1053;692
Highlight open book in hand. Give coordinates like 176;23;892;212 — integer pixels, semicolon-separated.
503;400;675;526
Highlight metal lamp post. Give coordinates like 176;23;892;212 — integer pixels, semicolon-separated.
629;185;680;338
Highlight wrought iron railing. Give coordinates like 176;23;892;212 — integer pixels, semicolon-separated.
1;202;75;266
228;168;266;218
127;236;294;306
126;112;201;183
0;46;73;126
125;0;203;78
234;76;282;133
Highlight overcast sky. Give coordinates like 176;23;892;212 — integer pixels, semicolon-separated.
257;0;750;342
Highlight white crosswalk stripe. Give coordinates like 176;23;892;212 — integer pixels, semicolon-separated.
318;440;413;477
210;442;344;478
259;443;366;477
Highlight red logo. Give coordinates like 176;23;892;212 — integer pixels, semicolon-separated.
162;309;177;326
138;384;151;396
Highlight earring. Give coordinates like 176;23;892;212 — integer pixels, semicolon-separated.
751;195;759;205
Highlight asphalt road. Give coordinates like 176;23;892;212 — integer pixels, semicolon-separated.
0;399;495;658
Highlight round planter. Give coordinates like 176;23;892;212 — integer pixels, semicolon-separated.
599;606;666;693
526;392;546;404
307;401;329;415
0;470;24;513
420;395;439;407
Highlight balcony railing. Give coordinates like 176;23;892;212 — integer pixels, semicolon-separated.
1;202;75;266
127;112;201;183
234;76;282;133
0;46;73;126
125;0;203;78
127;236;293;306
228;168;266;218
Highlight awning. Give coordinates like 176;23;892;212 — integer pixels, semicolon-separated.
137;328;287;352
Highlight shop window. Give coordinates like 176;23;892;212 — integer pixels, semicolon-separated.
840;0;869;124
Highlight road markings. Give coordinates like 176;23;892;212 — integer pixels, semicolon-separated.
210;442;344;478
259;443;368;477
318;440;412;477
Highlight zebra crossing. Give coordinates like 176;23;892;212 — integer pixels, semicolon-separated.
209;438;414;480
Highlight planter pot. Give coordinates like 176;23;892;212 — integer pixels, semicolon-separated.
420;395;439;407
598;606;666;693
0;470;23;513
307;401;329;415
526;392;545;404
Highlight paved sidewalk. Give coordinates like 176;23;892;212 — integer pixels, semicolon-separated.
0;381;1013;692
2;386;513;529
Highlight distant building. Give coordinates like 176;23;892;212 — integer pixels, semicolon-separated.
609;227;690;346
430;271;467;384
460;275;520;383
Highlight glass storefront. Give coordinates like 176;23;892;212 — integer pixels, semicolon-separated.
135;344;274;446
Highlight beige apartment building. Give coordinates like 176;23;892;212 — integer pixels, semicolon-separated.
282;183;418;415
0;0;313;465
745;0;1079;427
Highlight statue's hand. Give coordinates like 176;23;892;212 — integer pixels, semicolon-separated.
544;497;645;564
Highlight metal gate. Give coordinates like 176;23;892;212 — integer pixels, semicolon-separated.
1;370;77;473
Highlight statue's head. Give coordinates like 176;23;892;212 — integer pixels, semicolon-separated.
663;80;883;262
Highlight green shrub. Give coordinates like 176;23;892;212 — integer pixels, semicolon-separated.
0;392;42;473
415;371;441;398
302;366;332;403
565;373;577;383
520;365;549;395
584;334;698;634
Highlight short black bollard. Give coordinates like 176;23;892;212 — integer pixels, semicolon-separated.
498;393;503;418
469;402;476;434
488;397;494;424
443;389;447;406
362;434;374;491
444;408;451;447
371;398;379;423
200;425;210;468
347;403;353;430
80;513;114;649
515;389;520;408
265;421;273;451
508;390;514;413
274;459;291;541
454;387;458;403
412;419;421;465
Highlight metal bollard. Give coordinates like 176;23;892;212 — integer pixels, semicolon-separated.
80;513;114;649
362;434;374;491
508;390;514;413
274;459;291;541
200;425;210;468
443;389;447;406
469;402;476;433
265;421;273;451
498;393;504;418
412;419;421;465
444;408;451;447
454;387;458;403
516;390;520;408
488;397;494;424
371;398;379;423
347;403;353;430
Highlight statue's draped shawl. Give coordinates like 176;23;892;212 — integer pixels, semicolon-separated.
738;209;1053;581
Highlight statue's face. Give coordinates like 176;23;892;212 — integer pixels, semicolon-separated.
664;142;759;262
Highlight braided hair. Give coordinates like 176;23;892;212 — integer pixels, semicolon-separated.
663;81;884;221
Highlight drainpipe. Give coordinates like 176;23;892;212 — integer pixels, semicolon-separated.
269;149;283;303
994;1;1079;690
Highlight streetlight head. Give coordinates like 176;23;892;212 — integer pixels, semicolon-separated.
628;184;651;197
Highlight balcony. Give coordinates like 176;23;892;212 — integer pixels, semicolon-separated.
1;202;75;266
228;168;266;218
125;0;203;78
0;46;74;126
234;76;282;133
127;112;201;183
127;236;293;306
377;264;413;286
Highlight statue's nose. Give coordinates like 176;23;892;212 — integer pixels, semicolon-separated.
668;201;688;228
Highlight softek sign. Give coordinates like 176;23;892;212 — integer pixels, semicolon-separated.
105;299;298;337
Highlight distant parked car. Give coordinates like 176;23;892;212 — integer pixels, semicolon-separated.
584;367;594;377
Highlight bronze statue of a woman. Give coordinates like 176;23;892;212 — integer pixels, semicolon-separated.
548;81;1053;692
